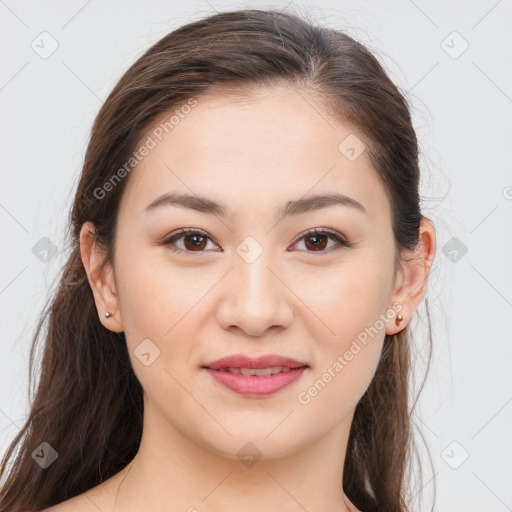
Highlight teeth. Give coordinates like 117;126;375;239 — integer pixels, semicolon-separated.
224;366;293;376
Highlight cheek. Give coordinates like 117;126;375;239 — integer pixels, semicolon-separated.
115;249;206;338
297;256;390;343
299;314;385;420
116;260;202;410
114;249;211;380
295;263;388;411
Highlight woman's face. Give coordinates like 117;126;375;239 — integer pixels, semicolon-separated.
87;87;413;460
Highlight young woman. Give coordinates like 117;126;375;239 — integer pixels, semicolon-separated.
0;8;436;512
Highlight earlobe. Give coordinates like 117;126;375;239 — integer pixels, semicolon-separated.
79;221;124;333
385;301;406;336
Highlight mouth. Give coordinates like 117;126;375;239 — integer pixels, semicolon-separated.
202;353;309;371
203;365;308;376
202;365;309;396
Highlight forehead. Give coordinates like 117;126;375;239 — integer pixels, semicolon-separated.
119;87;390;223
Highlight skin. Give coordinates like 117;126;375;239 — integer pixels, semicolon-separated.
48;86;435;512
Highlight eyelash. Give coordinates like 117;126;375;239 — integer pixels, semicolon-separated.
161;227;353;256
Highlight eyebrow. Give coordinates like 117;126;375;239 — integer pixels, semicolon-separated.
144;192;368;218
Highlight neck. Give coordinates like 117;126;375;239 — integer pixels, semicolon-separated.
112;400;359;512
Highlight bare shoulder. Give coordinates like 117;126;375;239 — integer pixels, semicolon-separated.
39;493;93;512
39;492;108;512
40;470;124;512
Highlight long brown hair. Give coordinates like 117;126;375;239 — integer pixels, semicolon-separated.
0;8;434;512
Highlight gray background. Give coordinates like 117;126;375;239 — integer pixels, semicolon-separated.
1;1;511;511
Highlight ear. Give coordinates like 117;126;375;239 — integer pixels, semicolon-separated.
79;221;124;333
385;217;436;335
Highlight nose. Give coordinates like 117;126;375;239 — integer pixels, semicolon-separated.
216;249;294;337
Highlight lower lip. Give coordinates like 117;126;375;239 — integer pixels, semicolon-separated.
203;367;308;396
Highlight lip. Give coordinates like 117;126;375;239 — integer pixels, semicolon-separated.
201;353;309;397
202;354;308;370
203;367;308;396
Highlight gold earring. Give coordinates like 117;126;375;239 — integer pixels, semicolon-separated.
395;312;404;326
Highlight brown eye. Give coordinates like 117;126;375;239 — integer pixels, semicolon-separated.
303;233;329;251
163;229;218;255
162;227;352;256
182;233;208;251
292;228;351;254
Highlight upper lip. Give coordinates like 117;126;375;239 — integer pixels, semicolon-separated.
202;354;309;370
